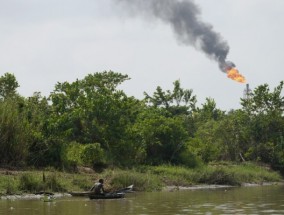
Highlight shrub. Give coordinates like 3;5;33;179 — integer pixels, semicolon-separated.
149;165;196;186
199;167;240;186
178;147;203;168
0;177;18;195
64;142;84;167
106;169;163;191
18;172;67;193
19;173;40;192
72;178;93;191
81;143;105;167
43;174;66;192
27;138;66;168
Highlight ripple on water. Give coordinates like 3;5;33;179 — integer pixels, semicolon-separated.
258;203;276;207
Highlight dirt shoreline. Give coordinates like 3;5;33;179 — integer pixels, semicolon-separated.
163;181;283;192
0;193;71;200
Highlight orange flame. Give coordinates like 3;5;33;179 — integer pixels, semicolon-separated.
226;68;246;83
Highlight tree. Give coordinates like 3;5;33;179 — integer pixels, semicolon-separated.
0;98;31;165
141;81;198;164
185;98;225;163
144;80;197;115
187;119;221;163
23;92;59;167
0;74;28;165
195;98;225;122
216;110;251;161
240;81;284;171
0;73;19;100
241;81;284;116
48;71;143;166
132;108;188;164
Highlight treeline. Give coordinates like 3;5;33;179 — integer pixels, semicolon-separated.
0;72;283;173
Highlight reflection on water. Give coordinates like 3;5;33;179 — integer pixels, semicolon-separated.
1;185;284;215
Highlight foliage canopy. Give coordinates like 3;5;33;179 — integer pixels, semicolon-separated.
0;72;283;173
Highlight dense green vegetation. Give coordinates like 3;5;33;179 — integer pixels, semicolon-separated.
0;72;283;176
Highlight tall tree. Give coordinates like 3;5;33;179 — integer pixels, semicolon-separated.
216;110;251;161
0;98;30;165
144;80;197;115
241;81;284;116
195;98;225;122
132;108;188;164
0;73;19;100
48;71;143;165
240;81;284;170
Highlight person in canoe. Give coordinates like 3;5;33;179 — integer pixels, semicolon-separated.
90;179;105;195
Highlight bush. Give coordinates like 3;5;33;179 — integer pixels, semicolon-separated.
64;142;106;169
43;174;66;192
64;142;84;167
27;138;66;168
18;172;67;193
105;169;163;192
0;177;18;195
196;163;282;186
149;165;196;186
19;173;40;192
178;147;203;168
72;178;93;191
81;143;105;167
198;167;240;186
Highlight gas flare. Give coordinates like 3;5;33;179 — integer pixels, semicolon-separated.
226;68;246;83
219;61;246;83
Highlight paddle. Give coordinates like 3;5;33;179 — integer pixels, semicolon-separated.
114;185;134;194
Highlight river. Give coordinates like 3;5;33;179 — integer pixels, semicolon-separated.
1;185;284;215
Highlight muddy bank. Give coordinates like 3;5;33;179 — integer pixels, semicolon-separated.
164;185;234;192
0;193;71;200
163;182;283;192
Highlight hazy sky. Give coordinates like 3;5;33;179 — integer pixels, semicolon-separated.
1;0;283;110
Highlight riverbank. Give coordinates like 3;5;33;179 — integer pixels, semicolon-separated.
2;182;284;201
0;162;282;196
164;181;284;192
0;193;70;200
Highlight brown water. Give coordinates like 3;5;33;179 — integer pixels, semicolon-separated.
1;185;284;215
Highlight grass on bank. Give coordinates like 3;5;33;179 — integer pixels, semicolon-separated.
147;162;282;186
0;171;95;195
0;162;282;195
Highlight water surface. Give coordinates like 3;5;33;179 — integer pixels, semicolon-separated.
1;185;284;215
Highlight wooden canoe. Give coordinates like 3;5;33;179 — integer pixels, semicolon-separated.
89;193;125;200
68;191;94;197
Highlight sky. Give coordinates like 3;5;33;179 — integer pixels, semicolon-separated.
0;0;283;110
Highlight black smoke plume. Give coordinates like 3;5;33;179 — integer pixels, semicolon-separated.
115;0;230;69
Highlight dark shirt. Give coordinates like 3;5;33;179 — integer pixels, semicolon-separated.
92;182;104;194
